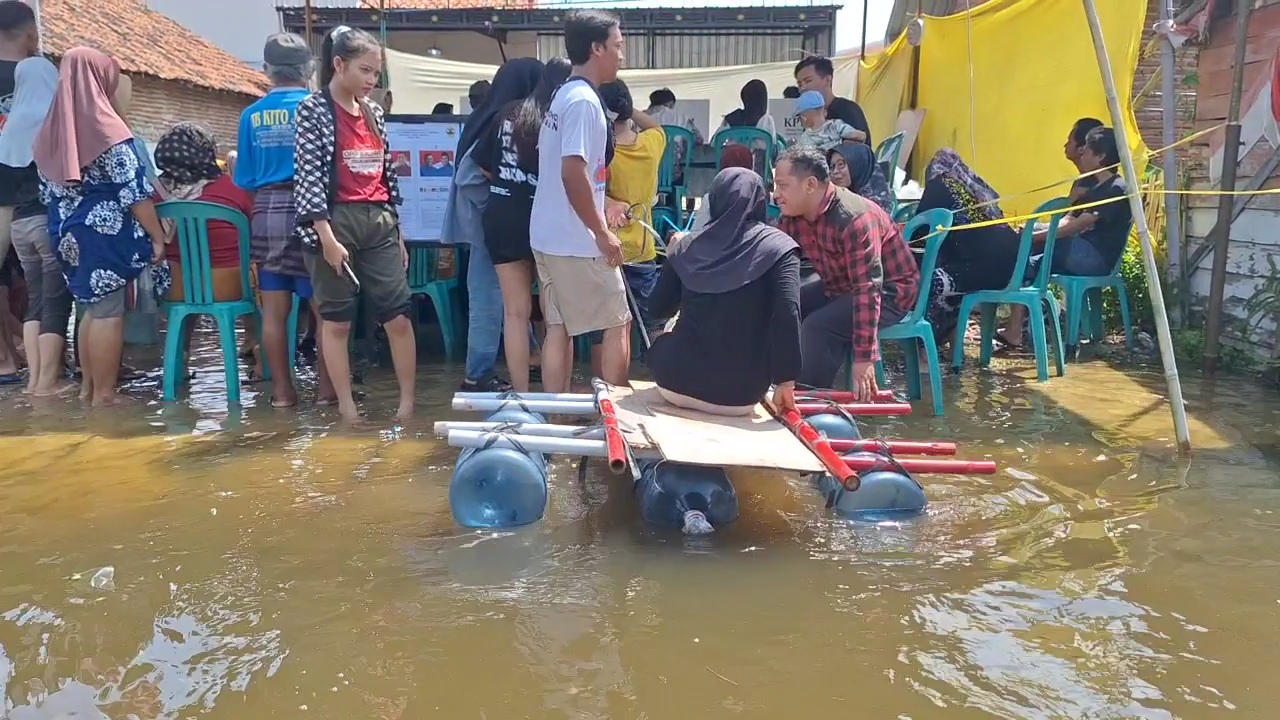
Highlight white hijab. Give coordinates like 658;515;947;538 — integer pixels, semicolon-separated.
0;56;58;168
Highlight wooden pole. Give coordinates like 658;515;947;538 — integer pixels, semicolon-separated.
860;0;869;59
1203;0;1253;374
1080;0;1192;455
304;0;313;52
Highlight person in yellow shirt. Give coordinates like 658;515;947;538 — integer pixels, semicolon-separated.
598;78;667;341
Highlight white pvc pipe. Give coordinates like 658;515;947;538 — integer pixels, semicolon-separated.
454;392;595;402
435;421;605;439
448;430;609;456
451;398;600;415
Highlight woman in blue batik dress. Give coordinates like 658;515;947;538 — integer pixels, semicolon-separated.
32;47;170;406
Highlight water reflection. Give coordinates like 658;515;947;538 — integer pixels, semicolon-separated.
0;339;1278;718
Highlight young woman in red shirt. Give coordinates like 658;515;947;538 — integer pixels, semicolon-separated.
293;26;414;422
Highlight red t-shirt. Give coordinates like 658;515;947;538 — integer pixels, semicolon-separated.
164;175;255;268
334;106;390;203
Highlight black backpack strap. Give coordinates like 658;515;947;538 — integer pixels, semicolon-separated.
553;76;616;167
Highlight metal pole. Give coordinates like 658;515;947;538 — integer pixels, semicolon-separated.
1159;0;1181;299
1203;0;1252;374
860;0;869;59
1081;0;1192;455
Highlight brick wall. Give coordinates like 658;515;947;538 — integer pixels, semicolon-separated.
126;75;258;157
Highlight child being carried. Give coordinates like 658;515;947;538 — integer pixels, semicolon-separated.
790;90;865;152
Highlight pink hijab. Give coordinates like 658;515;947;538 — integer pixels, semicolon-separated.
32;47;133;184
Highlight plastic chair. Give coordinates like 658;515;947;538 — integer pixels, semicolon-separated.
766;203;781;221
893;201;919;224
407;245;462;360
875;131;905;181
157;200;261;403
877;209;954;415
950;197;1073;382
1051;251;1135;355
711;127;777;183
659;125;696;226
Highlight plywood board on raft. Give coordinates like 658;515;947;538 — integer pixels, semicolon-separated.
606;381;824;473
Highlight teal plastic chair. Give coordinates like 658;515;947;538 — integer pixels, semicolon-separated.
407;245;462;360
766;203;781;221
950;197;1073;382
157;200;261;403
711;127;777;183
893;201;919;224
659;125;696;226
875;131;905;181
877;209;954;415
1051;251;1135;355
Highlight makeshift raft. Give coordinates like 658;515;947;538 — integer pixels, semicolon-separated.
436;379;997;530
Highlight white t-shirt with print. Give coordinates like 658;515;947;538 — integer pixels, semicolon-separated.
529;79;608;258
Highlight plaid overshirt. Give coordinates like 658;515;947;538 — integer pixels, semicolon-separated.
777;185;919;363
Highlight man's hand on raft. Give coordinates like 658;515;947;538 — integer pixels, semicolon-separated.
850;361;879;403
772;381;797;414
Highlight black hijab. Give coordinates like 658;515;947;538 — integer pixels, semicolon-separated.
723;79;769;129
455;57;544;162
829;143;894;214
668;168;797;294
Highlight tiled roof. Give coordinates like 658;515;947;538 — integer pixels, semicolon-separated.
358;0;537;9
39;0;269;97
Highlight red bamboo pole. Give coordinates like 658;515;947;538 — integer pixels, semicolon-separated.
827;439;957;456
845;456;997;475
799;390;896;402
798;402;913;417
591;379;629;475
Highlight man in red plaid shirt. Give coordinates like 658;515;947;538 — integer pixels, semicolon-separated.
773;147;919;399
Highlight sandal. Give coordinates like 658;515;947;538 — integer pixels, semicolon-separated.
459;375;512;393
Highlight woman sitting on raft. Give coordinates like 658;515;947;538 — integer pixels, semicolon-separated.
646;167;802;415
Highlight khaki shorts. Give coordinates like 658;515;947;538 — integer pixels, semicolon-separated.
533;250;631;337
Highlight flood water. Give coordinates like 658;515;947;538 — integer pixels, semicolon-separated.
1;337;1278;720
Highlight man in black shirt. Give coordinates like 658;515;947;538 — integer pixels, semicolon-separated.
794;55;872;147
1064;116;1104;203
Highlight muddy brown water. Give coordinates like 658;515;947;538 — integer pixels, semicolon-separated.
0;339;1277;719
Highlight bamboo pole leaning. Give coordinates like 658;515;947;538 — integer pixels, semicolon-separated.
1080;0;1192;455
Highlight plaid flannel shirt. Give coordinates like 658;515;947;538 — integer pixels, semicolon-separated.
777;185;919;363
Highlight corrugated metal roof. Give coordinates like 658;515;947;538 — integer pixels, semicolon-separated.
536;30;816;69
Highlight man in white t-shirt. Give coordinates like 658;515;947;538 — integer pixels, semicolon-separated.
529;9;629;393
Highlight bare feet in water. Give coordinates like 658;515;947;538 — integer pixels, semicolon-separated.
32;382;78;398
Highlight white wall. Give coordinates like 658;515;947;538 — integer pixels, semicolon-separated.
145;0;280;66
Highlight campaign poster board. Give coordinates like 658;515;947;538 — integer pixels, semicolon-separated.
670;98;711;145
768;98;803;146
385;114;465;243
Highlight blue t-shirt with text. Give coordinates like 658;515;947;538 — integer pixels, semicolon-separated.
234;87;310;190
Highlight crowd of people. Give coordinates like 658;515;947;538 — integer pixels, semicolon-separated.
0;0;1133;420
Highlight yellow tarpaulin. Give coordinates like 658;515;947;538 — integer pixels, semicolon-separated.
858;0;1148;216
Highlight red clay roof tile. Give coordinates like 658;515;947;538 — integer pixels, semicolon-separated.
39;0;269;97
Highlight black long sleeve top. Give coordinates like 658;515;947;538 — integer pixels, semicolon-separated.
645;249;803;407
